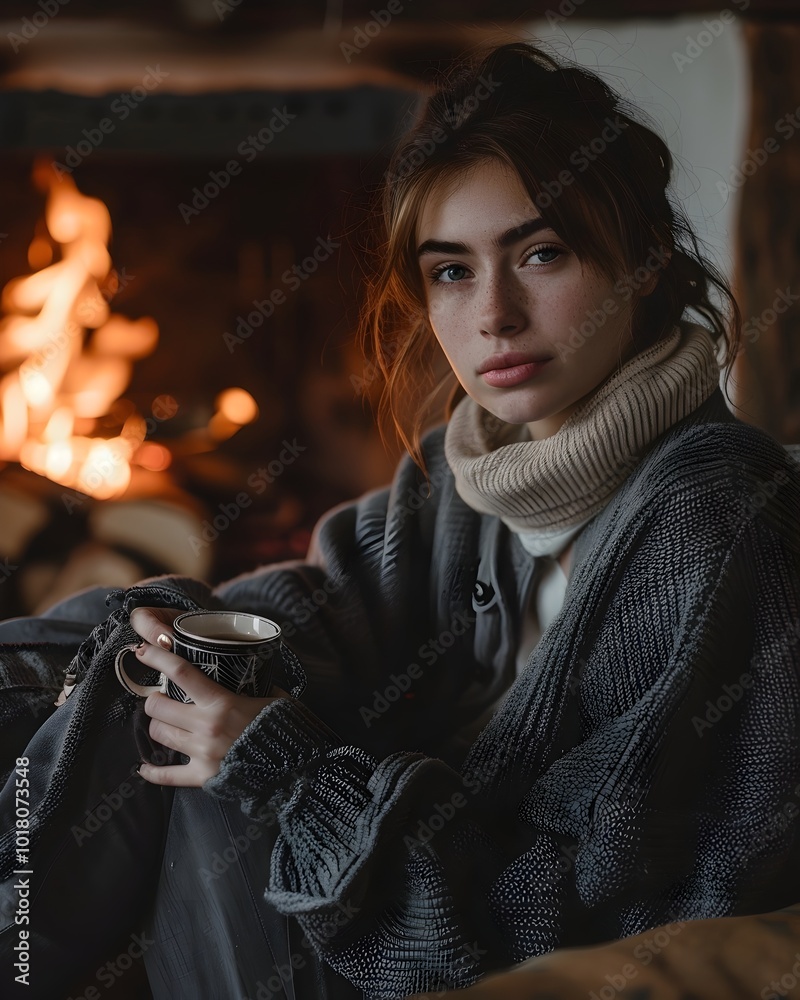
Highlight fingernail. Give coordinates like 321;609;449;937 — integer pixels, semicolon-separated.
156;633;173;651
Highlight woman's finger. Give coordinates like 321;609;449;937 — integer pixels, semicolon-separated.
134;641;221;707
129;606;180;647
143;690;195;730
148;717;192;754
137;760;204;788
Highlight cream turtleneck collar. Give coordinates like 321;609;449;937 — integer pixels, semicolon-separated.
444;321;722;554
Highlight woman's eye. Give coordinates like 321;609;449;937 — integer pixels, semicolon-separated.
431;263;469;284
527;244;563;265
428;246;564;285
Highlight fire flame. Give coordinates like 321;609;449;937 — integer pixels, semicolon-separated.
0;162;155;498
0;163;258;499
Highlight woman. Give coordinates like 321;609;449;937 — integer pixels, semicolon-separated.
1;41;799;1000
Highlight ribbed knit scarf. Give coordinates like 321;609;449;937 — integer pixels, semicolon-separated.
443;321;722;543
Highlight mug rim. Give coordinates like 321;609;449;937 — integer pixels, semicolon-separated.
173;610;282;647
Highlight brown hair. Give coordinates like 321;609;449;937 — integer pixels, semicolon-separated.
357;42;742;468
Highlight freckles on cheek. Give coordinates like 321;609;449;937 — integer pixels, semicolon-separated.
549;285;586;318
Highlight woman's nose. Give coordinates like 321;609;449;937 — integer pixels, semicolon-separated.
476;275;528;338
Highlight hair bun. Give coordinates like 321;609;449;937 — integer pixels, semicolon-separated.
558;65;616;107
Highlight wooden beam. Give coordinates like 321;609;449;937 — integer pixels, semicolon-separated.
733;22;800;441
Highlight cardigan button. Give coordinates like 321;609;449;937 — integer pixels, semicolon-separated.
472;580;496;609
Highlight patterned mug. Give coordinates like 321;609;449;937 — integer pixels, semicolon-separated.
114;610;282;703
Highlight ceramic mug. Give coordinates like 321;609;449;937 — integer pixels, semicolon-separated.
114;610;282;703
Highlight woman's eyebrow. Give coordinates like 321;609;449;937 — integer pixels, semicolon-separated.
416;218;553;258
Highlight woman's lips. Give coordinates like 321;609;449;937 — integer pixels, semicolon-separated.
481;359;551;388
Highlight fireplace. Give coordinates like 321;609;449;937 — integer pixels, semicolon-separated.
0;20;448;618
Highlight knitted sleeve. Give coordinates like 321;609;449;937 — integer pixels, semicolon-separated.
204;423;800;999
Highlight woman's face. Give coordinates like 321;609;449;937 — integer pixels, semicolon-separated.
416;158;654;439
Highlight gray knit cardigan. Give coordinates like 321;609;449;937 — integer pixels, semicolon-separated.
1;386;799;999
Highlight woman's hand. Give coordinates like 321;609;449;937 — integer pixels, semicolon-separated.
129;606;287;787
